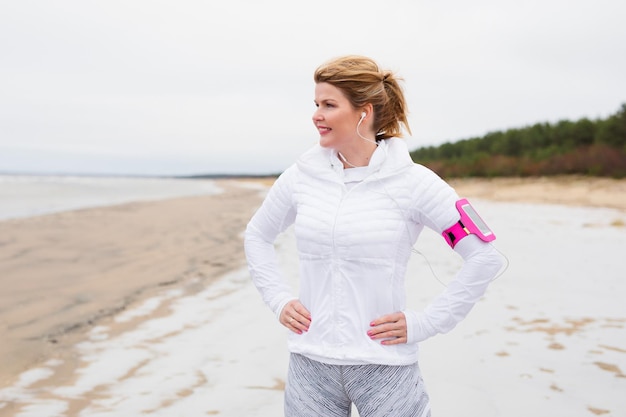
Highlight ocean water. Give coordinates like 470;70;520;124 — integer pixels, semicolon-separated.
0;175;222;221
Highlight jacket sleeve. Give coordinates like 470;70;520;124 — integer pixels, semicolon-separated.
244;168;298;319
402;166;505;344
403;235;504;344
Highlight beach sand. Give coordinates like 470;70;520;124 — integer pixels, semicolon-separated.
0;180;263;384
0;176;625;416
447;175;626;211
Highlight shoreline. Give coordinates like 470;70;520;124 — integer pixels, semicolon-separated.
0;179;266;386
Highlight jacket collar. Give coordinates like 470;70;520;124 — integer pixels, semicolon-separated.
296;138;414;182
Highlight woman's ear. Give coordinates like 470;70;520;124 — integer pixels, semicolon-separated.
360;103;374;121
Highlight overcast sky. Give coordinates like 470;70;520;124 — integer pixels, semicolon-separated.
1;0;625;176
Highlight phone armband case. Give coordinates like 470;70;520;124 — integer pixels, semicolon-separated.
443;198;496;248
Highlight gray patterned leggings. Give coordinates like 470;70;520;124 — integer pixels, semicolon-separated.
285;353;432;417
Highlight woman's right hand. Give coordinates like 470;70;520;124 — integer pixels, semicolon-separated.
279;300;311;334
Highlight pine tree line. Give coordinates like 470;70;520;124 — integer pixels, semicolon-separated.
410;103;626;178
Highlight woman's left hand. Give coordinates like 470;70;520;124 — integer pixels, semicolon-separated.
367;312;407;345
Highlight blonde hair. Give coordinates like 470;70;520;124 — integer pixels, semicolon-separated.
313;55;411;139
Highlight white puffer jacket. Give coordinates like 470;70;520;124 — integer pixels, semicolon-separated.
244;138;504;366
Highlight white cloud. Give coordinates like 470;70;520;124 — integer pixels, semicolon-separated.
1;0;625;175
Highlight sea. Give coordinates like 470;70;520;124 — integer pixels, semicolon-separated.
0;174;223;221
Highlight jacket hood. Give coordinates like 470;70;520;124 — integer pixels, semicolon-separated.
295;137;415;182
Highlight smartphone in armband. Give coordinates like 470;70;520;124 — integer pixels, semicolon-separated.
443;198;496;248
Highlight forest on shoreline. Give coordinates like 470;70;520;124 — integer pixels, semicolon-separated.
410;103;626;178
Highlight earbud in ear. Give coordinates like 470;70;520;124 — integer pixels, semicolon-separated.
360;112;366;120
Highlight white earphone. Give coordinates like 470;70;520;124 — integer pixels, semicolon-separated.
360;112;366;120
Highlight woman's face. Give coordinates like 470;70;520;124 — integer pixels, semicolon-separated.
313;82;361;150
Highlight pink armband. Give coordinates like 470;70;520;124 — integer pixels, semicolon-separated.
443;198;496;248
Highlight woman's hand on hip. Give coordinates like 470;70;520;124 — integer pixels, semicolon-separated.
368;312;407;345
280;300;311;334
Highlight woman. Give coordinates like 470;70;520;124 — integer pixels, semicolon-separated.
244;55;504;417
